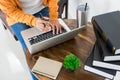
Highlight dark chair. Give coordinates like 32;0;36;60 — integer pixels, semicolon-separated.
58;0;68;19
0;9;18;41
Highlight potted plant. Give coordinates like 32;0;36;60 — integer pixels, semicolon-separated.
63;54;81;72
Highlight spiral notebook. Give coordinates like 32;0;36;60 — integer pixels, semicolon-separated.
32;56;62;79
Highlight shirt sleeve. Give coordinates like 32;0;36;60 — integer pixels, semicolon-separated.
47;0;59;20
0;0;37;27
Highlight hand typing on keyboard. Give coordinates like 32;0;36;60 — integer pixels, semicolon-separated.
35;18;52;32
49;20;62;34
35;17;62;34
28;28;66;45
39;13;63;34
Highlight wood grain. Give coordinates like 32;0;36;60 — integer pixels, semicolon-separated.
26;19;104;80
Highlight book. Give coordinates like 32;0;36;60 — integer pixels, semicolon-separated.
92;11;120;54
104;79;111;80
94;27;120;61
32;56;62;79
113;71;120;80
93;43;120;71
84;45;117;79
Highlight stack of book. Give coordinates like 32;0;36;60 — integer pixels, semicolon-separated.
84;11;120;80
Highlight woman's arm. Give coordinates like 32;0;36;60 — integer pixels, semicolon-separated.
0;0;37;27
44;0;59;20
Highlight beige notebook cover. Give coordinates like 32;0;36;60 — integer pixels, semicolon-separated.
32;56;62;79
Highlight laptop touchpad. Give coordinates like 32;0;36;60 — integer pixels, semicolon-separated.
21;27;43;39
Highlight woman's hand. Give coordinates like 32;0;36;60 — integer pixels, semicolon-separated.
35;17;62;34
50;20;62;34
35;18;51;32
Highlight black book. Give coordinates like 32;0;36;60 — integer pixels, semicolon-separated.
84;45;117;79
94;27;120;61
92;11;120;55
93;42;120;71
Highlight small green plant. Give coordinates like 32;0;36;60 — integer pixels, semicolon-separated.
63;54;81;71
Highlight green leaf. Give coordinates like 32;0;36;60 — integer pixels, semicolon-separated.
63;53;81;70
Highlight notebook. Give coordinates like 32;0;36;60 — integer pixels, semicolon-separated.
32;56;62;79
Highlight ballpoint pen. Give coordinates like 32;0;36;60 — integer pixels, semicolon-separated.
39;13;52;31
39;13;46;28
40;13;44;20
40;13;49;21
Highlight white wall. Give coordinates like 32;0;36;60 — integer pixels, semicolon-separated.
68;0;120;21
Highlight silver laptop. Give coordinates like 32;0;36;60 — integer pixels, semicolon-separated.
21;19;85;54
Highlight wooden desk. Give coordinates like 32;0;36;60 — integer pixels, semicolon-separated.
26;19;104;80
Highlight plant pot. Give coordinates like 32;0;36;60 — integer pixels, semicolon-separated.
67;69;75;73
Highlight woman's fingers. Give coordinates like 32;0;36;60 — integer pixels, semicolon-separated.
36;18;63;34
50;20;62;34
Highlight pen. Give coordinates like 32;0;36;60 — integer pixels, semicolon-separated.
40;13;49;21
40;13;46;28
39;13;52;31
40;13;44;20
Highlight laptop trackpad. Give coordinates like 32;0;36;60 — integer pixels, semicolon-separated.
21;27;43;39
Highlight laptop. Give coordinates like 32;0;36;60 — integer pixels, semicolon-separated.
21;19;85;54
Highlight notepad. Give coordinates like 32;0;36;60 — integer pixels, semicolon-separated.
32;56;62;79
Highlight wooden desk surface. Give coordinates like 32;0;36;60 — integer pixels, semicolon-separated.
26;19;104;80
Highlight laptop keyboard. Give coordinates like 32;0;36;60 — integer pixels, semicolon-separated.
28;29;67;45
